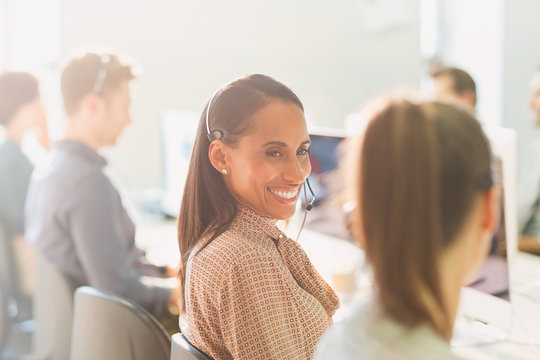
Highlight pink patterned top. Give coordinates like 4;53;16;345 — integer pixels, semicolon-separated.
181;205;340;360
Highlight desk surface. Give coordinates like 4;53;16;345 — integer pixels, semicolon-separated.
133;210;540;359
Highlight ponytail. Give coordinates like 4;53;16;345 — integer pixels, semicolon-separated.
357;100;492;338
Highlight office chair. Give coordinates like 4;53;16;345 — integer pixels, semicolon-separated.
71;286;171;360
0;225;9;353
33;252;76;360
0;281;8;354
171;333;212;360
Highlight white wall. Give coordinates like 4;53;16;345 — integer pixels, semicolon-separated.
59;0;421;188
439;0;504;127
503;0;540;223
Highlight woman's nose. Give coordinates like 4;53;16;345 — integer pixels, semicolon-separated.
284;157;310;183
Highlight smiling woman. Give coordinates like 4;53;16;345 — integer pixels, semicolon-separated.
177;74;339;360
213;100;311;220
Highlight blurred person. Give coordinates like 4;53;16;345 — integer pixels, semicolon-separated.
0;72;49;240
24;47;180;326
430;66;477;112
315;100;498;359
519;68;540;254
0;71;49;312
530;69;540;126
178;74;339;359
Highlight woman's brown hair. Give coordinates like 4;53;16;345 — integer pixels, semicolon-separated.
356;100;493;338
177;74;303;312
0;72;39;126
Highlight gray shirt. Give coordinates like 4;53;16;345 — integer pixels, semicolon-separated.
0;140;33;239
25;140;170;316
314;300;465;360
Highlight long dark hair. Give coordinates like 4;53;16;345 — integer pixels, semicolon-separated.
177;74;303;312
356;100;493;339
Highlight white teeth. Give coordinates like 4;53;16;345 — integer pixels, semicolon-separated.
269;189;297;200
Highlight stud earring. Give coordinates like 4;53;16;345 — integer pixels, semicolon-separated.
222;169;228;174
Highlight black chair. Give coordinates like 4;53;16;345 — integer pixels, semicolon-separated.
70;286;171;360
170;333;212;360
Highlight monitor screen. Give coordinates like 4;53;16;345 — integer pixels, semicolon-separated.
302;131;350;240
160;110;199;218
306;133;346;206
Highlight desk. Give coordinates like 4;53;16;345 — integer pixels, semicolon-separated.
132;210;540;359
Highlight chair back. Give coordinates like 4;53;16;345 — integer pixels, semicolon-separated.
0;222;17;312
0;224;10;352
71;286;171;360
33;252;76;360
171;333;212;360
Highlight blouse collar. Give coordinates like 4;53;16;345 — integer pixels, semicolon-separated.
235;204;284;241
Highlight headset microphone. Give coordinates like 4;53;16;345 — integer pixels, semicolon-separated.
296;178;316;241
304;178;316;211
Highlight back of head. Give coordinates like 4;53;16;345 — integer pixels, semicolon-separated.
60;45;136;116
430;66;477;105
0;72;39;126
356;99;492;337
177;74;303;312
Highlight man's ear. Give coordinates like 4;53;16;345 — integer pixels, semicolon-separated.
461;90;477;109
80;93;103;117
208;140;230;174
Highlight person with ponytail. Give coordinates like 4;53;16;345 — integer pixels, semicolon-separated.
177;74;339;360
315;99;498;359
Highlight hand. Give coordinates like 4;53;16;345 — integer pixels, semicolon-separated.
518;235;540;255
165;265;179;278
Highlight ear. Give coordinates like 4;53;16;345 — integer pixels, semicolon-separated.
208;140;230;174
480;187;499;235
461;90;476;108
80;93;103;117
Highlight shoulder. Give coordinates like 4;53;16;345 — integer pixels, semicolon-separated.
190;227;281;282
316;301;464;360
0;141;32;170
200;225;274;261
314;303;372;360
32;148;92;185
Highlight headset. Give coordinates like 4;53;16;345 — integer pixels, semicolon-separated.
205;84;317;239
303;177;316;211
205;88;224;142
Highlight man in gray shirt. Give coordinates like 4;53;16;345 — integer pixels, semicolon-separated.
25;47;178;317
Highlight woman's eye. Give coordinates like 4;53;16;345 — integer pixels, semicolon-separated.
267;151;282;158
297;148;310;156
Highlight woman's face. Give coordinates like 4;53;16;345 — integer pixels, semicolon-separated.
224;100;311;220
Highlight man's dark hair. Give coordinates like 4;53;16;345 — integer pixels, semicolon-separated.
430;66;477;103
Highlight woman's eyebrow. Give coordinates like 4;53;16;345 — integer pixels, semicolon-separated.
262;140;311;147
262;141;287;147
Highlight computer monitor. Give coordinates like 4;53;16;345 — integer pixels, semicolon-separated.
453;126;517;346
159;110;199;218
301;128;350;240
306;129;347;206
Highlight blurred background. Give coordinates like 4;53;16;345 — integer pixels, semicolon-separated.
0;0;538;219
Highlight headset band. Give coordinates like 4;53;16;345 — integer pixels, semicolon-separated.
206;88;224;142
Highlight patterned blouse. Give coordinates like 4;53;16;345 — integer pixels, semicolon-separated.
181;205;340;360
